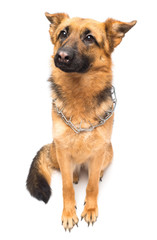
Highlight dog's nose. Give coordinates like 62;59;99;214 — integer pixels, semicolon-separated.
57;49;74;64
58;51;69;63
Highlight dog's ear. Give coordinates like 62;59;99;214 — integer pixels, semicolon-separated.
104;18;137;53
45;12;69;43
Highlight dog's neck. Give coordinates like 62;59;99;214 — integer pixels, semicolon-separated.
52;85;116;133
50;68;112;101
49;69;113;124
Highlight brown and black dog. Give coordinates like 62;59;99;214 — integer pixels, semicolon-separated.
26;13;136;231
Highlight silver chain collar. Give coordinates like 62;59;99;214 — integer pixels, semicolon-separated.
52;86;117;134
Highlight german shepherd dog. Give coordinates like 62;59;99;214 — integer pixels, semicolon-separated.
26;13;136;231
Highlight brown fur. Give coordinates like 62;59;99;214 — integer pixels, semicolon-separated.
26;13;136;231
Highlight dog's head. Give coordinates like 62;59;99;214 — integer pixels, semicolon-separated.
45;13;136;73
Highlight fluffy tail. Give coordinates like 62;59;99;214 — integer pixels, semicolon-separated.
26;142;59;203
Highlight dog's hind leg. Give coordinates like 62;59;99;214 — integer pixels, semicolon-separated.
26;142;59;203
100;142;113;181
73;165;81;184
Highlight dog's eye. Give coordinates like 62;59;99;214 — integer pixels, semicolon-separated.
84;35;95;44
59;30;68;40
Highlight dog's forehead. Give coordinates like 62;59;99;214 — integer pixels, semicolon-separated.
60;17;104;41
64;17;102;30
69;17;100;24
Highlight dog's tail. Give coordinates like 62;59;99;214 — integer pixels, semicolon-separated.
26;142;59;203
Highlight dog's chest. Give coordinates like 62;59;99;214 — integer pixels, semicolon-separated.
52;114;112;164
62;132;104;163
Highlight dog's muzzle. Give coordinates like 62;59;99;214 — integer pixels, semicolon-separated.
56;48;74;64
54;46;90;73
54;47;75;72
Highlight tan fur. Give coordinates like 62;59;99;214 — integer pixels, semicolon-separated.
46;14;136;230
49;15;116;229
27;13;136;231
37;143;59;184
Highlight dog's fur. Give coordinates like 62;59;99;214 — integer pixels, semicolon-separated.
26;13;136;231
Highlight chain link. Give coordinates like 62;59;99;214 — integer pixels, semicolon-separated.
52;86;117;134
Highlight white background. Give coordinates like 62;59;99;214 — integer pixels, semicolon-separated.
0;0;157;239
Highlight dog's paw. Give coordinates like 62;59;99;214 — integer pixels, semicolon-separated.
99;170;104;181
81;204;98;226
73;172;79;184
62;208;79;232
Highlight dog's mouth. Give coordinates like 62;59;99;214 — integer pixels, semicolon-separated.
54;47;91;73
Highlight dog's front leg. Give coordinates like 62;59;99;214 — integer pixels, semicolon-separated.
81;151;104;225
56;148;79;231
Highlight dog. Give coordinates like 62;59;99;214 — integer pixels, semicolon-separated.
26;12;136;231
